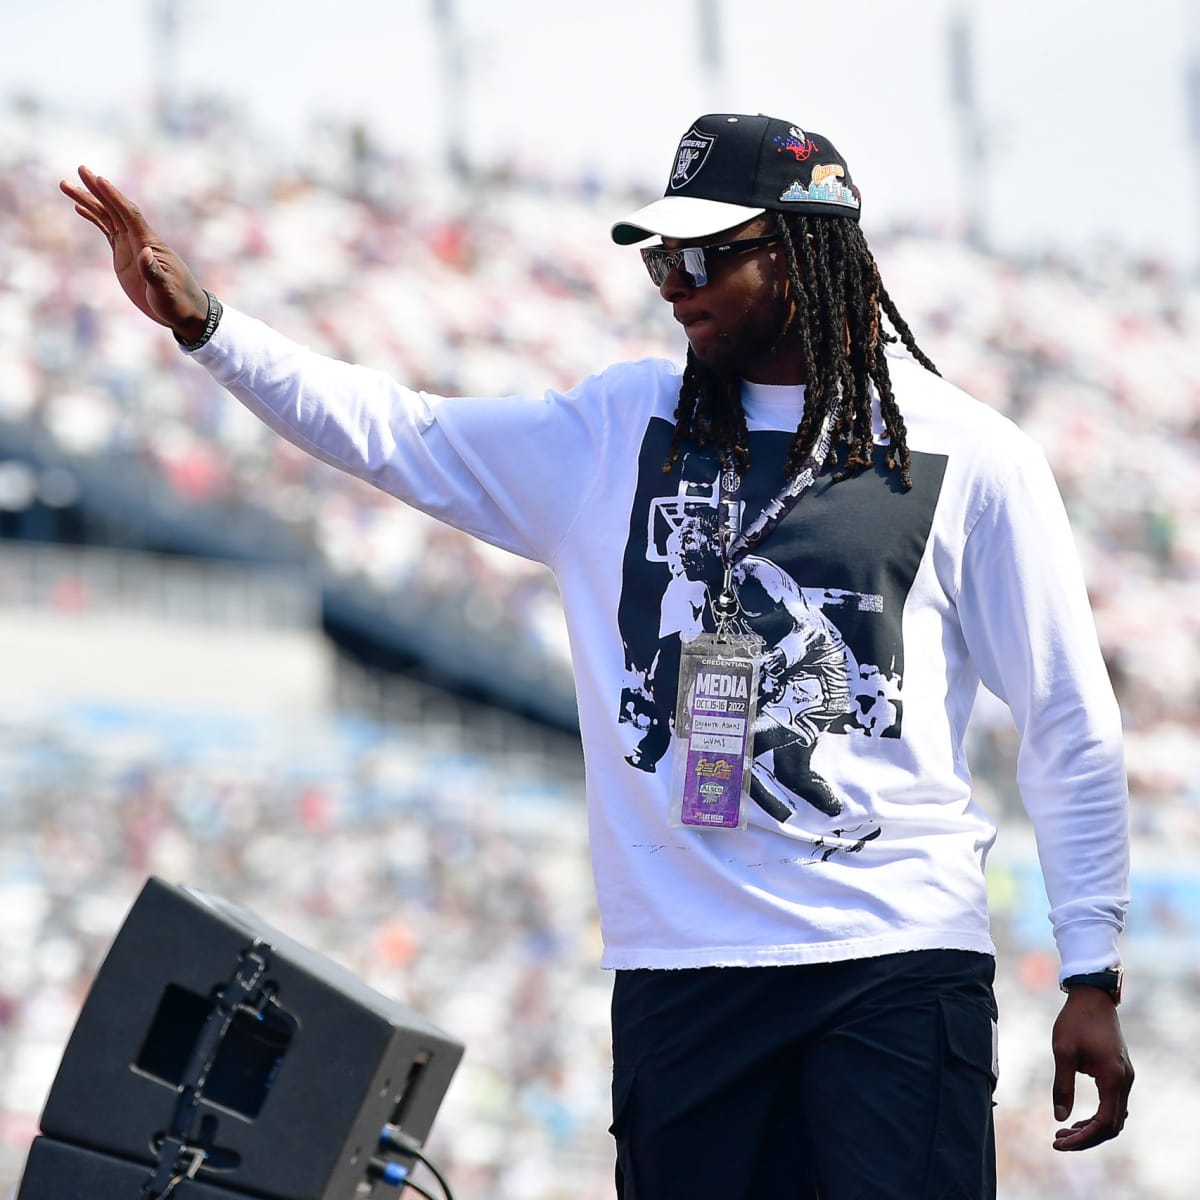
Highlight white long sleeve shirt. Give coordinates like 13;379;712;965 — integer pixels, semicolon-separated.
189;308;1130;978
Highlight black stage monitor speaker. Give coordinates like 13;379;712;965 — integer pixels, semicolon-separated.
19;1137;266;1200
18;876;464;1200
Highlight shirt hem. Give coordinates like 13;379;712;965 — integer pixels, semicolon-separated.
599;929;997;970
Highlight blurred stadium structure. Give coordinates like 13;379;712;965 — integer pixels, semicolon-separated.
3;34;1200;1196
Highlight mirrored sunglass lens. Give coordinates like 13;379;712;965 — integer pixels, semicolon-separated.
680;248;708;288
642;246;709;287
642;249;670;285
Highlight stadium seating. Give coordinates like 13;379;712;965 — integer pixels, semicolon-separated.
0;101;1196;1198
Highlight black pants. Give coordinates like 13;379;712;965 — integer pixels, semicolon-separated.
610;949;997;1200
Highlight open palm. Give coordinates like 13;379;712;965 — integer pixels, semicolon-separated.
59;166;209;339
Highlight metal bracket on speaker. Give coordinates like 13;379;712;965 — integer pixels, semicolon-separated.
142;1133;207;1200
141;940;273;1200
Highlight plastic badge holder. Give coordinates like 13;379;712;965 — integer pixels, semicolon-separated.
668;632;761;831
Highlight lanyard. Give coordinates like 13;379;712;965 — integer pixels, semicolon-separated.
712;401;841;640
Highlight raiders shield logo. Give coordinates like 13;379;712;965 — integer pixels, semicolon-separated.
670;128;717;191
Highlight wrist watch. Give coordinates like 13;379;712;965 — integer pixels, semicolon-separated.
1061;966;1123;1005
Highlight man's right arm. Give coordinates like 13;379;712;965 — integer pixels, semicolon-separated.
59;168;613;565
183;303;605;564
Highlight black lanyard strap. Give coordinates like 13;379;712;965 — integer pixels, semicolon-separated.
721;400;841;565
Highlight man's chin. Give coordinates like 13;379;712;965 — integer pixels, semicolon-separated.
686;333;741;378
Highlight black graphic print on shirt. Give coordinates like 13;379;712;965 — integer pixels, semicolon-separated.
616;417;946;829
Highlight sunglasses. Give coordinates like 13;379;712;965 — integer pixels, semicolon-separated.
640;235;780;288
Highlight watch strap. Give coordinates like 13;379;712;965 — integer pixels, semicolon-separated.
1061;966;1123;1004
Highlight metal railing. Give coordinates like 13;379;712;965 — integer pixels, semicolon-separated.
0;540;318;630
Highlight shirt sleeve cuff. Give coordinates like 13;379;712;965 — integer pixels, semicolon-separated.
1056;921;1123;983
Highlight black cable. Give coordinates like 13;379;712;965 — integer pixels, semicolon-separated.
405;1147;453;1200
401;1180;439;1200
366;1157;438;1200
378;1126;455;1200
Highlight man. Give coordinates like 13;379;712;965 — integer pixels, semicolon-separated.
62;112;1133;1199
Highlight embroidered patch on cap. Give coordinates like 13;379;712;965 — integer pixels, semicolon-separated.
774;126;818;162
670;128;717;190
779;163;861;209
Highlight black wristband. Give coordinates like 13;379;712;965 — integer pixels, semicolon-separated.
173;290;223;352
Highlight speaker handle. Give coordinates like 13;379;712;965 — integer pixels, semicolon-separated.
143;940;272;1200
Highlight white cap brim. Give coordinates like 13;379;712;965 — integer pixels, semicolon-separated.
610;195;767;245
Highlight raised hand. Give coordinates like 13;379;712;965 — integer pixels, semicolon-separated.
59;166;210;342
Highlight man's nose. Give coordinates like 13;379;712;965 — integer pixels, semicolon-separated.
659;264;695;301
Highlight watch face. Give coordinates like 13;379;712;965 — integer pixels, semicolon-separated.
1109;967;1124;1005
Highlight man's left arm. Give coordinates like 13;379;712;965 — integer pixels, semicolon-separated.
956;442;1133;1149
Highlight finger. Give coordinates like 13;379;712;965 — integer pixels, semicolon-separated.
1054;1117;1100;1151
71;203;114;239
62;177;106;208
72;164;103;199
73;166;119;215
61;183;118;239
84;169;155;238
68;169;126;235
1053;1107;1125;1152
60;178;102;214
1053;1078;1131;1152
1088;1063;1133;1140
137;246;168;284
77;168;135;239
1050;1058;1075;1123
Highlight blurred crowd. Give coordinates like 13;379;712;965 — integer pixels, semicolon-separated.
1;100;1198;1196
0;683;1190;1200
5;101;1200;796
0;691;615;1200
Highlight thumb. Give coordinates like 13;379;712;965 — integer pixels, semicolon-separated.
1052;1056;1075;1123
138;246;166;284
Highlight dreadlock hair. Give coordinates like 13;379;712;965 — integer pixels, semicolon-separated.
662;211;939;491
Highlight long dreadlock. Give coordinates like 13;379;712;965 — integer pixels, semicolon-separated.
662;212;938;491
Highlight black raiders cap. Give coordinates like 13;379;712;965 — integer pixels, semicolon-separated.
611;113;861;245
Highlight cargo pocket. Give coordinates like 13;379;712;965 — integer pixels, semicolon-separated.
609;1066;639;1198
925;996;998;1199
609;1065;638;1139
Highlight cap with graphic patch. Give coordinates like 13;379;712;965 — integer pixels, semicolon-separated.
611;113;861;246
